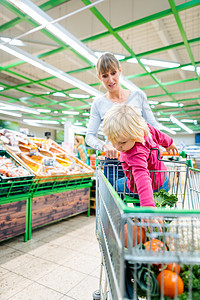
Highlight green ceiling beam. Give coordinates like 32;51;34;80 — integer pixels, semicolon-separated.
169;0;200;84
155;104;200;111
82;0;200;43
127;60;200;80
81;0;192;120
0;0;94;67
0;0;68;32
133;36;200;59
142;77;198;90
147;87;200;98
160;109;200;115
1;60;200;108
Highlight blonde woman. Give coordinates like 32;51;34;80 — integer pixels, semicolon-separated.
74;135;89;165
86;52;159;186
103;103;178;207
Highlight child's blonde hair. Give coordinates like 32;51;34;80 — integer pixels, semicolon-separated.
103;104;150;144
96;52;120;76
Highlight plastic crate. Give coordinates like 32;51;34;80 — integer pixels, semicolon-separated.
0;150;35;198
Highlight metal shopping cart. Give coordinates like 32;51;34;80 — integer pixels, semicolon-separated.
93;150;200;300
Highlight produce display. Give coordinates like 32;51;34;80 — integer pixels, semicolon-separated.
0;129;94;178
0;155;31;178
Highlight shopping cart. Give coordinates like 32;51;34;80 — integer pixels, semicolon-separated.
93;150;200;300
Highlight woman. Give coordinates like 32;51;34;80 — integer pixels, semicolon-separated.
85;52;159;185
74;135;90;165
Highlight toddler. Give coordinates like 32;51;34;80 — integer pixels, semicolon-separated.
103;103;178;207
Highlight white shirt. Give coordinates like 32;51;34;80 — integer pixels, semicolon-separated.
85;90;159;151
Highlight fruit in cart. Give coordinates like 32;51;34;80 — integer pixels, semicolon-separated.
166;263;181;274
144;239;167;252
157;270;184;298
124;223;145;248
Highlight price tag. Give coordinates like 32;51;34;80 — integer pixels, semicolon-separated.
44;159;56;166
29;149;38;156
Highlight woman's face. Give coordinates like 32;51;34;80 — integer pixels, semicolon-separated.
98;68;121;92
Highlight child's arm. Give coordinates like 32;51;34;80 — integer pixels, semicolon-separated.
149;124;178;154
121;149;156;207
165;142;179;155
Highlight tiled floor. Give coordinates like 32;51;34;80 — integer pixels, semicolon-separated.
0;213;101;300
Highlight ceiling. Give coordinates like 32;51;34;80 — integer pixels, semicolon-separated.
0;0;200;136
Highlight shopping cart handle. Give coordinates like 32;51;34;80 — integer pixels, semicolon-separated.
98;151;120;157
161;150;187;158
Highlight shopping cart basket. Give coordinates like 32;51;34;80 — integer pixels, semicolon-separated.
93;150;200;300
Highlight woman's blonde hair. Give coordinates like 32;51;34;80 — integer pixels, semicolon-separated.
103;104;150;144
96;52;120;76
75;135;85;146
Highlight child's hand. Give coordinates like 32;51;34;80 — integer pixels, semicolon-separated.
165;142;179;155
103;143;119;159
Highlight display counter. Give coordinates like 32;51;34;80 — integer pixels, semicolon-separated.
0;129;94;242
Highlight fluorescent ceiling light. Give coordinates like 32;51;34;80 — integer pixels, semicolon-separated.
127;58;138;64
62;110;79;115
0;102;40;114
74;121;82;126
149;101;159;105
127;57;180;69
23;119;59;124
170;115;193;134
171;128;181;131
0;110;22;117
119;75;141;91
141;58;180;69
181;119;197;124
161;102;179;107
0;42;103;98
82;112;90;116
47;25;98;65
69;93;90;99
52;92;66;97
158;118;170;121
159;124;176;135
181;65;200;75
144;65;152;73
94;51;125;61
54;111;58;114
37;109;51;113
0;86;4;91
8;0;49;26
8;0;98;65
0;37;24;46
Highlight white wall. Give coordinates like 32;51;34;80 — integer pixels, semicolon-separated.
19;124;56;140
173;133;195;147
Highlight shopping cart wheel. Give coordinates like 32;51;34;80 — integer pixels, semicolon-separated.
92;290;101;300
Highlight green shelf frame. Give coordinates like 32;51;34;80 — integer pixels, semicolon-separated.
0;175;93;243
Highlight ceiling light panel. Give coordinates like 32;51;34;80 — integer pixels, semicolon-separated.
1;0;200;133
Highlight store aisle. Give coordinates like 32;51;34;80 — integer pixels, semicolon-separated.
0;214;101;300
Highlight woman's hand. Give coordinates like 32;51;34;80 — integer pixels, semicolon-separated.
103;143;119;159
165;142;179;155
